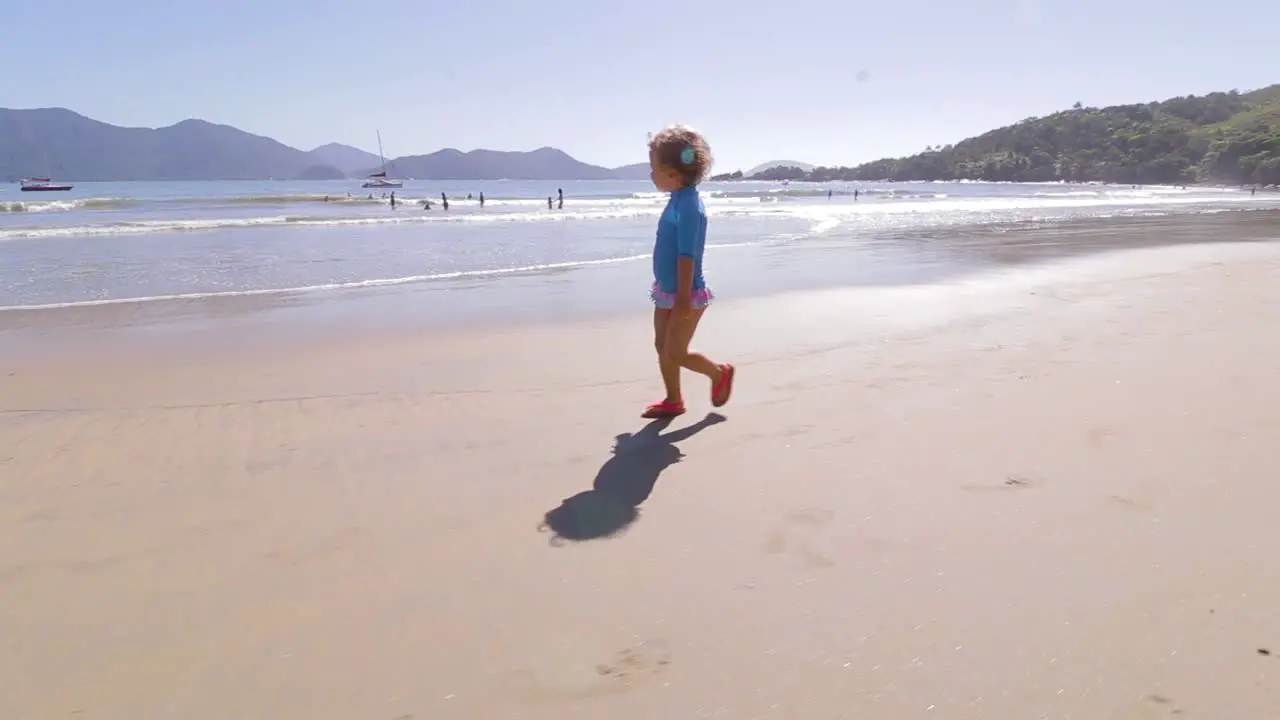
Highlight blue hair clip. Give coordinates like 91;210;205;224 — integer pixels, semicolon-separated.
680;146;695;165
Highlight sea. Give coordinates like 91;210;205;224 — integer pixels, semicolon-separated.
2;178;1279;337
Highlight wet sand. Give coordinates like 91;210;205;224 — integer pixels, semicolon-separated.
6;210;1280;365
3;240;1280;719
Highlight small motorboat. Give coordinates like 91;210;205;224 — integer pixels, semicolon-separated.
20;177;73;192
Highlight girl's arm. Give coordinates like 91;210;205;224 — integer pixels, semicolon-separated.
676;257;695;307
673;197;702;307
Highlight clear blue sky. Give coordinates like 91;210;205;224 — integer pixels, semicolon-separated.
5;0;1278;170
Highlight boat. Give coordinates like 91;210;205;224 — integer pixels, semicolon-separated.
20;177;73;192
361;131;403;189
361;172;402;190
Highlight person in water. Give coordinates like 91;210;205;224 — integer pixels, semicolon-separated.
479;191;485;207
389;191;397;209
642;124;735;419
441;192;449;211
557;187;564;209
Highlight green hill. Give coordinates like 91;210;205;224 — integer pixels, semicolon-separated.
804;85;1280;186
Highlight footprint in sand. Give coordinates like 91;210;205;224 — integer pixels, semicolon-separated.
499;640;671;704
1108;490;1157;512
763;508;835;569
1110;693;1185;718
960;473;1044;493
1087;425;1117;450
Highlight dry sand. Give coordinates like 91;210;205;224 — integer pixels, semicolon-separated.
3;242;1280;719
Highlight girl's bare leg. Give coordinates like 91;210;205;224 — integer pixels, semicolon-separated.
652;308;683;403
663;308;724;386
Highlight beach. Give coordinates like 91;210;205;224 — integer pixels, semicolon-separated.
5;180;1280;314
3;225;1280;718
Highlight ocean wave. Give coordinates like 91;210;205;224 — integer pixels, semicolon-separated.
0;184;1233;216
217;193;372;204
707;187;951;201
0;238;764;312
166;193;662;206
0;254;656;311
2;188;1270;242
0;197;135;213
0;206;677;240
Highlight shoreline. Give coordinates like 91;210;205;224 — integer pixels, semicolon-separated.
4;210;1280;363
710;176;1280;188
4;237;1280;409
3;236;1280;718
5;192;1280;312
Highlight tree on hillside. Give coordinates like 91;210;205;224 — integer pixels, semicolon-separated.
781;87;1280;185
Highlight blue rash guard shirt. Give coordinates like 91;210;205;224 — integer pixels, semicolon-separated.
652;184;707;294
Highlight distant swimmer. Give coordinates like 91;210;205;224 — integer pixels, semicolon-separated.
854;189;859;201
441;192;449;211
423;199;432;210
390;191;397;209
479;191;485;207
827;189;832;199
557;187;564;209
548;196;554;209
324;195;330;202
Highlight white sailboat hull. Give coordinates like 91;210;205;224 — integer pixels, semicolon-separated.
360;130;401;189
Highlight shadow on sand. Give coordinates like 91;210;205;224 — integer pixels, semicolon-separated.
540;413;726;544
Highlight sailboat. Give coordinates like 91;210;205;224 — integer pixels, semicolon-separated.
361;130;402;189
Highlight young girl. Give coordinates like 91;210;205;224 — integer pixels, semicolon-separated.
642;125;735;419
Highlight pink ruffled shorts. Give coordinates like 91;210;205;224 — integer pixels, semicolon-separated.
650;282;714;310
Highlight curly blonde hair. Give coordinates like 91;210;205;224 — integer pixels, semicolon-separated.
648;124;713;186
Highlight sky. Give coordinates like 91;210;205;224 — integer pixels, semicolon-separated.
4;0;1279;171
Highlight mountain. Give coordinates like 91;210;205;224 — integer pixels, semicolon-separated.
745;160;815;176
796;85;1280;186
0;107;651;182
150;119;315;181
375;147;617;180
305;143;381;175
708;160;815;182
610;162;652;181
296;164;346;181
0;108;314;182
1;110;316;181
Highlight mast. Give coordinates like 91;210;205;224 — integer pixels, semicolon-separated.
377;130;387;175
